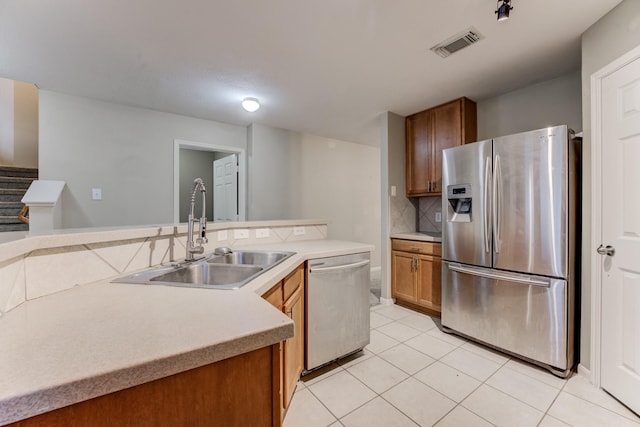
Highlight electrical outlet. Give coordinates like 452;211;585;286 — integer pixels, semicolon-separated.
435;211;442;223
234;229;249;239
91;188;102;201
217;230;228;241
255;228;270;238
293;226;306;236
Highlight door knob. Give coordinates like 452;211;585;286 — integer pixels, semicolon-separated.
597;245;615;256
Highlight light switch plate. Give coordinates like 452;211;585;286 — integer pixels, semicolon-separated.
91;188;102;201
255;228;270;238
293;226;306;236
234;229;249;239
435;211;442;223
391;185;397;197
217;230;228;241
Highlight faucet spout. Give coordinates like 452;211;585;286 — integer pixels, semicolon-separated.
186;178;207;262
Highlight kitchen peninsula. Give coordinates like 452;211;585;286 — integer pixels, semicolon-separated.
0;220;373;426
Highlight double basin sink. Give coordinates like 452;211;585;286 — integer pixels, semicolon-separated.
113;250;295;290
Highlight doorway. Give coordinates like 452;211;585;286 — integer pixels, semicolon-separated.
173;139;246;224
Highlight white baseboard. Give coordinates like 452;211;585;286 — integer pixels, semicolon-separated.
577;364;592;381
379;297;395;306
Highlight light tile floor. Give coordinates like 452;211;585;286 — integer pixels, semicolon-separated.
284;304;640;427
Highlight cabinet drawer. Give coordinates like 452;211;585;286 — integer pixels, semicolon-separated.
391;239;441;256
283;265;303;301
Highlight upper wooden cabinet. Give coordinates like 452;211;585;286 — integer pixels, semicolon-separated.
406;97;477;196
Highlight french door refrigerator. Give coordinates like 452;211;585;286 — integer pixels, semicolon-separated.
441;125;580;377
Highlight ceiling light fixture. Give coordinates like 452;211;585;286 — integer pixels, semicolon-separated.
241;97;260;112
495;0;513;21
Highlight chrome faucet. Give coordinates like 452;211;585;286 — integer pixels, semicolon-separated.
185;178;208;262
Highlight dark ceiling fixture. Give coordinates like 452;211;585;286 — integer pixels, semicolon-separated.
495;0;513;21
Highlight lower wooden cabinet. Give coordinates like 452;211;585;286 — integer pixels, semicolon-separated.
391;239;442;316
283;280;304;408
10;265;307;427
262;264;305;414
7;345;281;427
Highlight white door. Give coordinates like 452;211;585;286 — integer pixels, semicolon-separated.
213;154;238;222
600;56;640;414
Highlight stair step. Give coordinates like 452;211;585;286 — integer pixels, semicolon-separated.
0;189;26;202
0;223;29;232
0;166;38;179
0;202;23;216
0;215;24;224
0;176;33;189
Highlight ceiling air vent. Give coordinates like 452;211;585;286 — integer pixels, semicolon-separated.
430;28;483;58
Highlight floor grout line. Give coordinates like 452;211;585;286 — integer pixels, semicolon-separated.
291;305;640;427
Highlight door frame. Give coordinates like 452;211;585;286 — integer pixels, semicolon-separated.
173;139;246;224
589;43;640;387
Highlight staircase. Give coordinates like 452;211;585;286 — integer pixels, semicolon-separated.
0;166;38;232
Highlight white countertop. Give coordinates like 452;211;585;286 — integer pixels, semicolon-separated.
390;232;442;243
0;239;373;425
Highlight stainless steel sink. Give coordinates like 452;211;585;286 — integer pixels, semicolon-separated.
207;250;292;266
151;264;263;288
113;249;295;290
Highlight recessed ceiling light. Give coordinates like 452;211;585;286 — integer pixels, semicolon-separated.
241;97;260;112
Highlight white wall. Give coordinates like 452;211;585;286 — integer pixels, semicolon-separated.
477;71;582;140
580;0;640;371
247;124;301;221
248;123;382;269
0;78;13;165
293;133;381;269
38;93;382;268
13;81;38;168
0;78;38;168
39;91;247;228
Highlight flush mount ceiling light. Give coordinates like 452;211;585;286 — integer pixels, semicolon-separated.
495;0;513;21
241;97;260;112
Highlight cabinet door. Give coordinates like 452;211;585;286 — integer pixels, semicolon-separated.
283;284;304;410
406;111;431;196
391;251;417;302
431;99;462;194
406;97;477;196
262;282;284;416
416;254;442;313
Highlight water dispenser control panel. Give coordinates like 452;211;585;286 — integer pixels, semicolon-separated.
447;184;472;222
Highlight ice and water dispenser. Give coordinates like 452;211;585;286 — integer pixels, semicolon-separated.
446;184;472;223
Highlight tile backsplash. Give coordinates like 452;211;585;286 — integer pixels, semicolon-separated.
418;196;443;233
390;196;417;234
0;222;327;316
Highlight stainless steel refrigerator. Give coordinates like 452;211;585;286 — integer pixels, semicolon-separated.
441;125;580;377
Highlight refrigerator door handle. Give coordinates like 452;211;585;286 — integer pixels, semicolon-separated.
447;263;550;288
484;156;491;254
492;154;502;253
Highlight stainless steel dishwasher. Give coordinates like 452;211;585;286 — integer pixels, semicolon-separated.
306;252;370;371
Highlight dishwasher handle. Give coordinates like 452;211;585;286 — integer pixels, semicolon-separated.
309;259;370;273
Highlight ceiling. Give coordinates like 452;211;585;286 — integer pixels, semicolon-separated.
0;0;623;146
